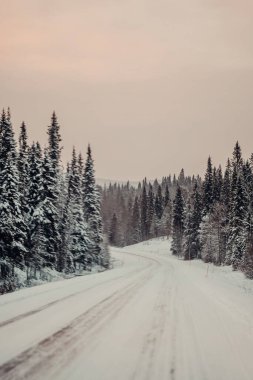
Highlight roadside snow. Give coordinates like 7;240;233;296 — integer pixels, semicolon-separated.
0;238;253;380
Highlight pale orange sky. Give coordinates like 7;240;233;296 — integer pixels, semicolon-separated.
1;0;253;180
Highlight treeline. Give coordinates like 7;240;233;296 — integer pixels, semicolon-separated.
173;142;253;278
101;142;253;279
101;171;200;245
0;109;109;294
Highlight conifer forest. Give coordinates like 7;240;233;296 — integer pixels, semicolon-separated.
2;2;253;378
0;109;110;294
1;107;253;299
102;141;253;279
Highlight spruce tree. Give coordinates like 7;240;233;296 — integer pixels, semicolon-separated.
18;122;29;213
131;196;141;243
147;184;155;238
0;109;16;172
171;186;185;256
203;156;213;214
67;148;91;270
140;185;148;240
232;141;243;173
26;142;44;275
155;185;164;219
47;112;62;173
83;145;103;264
36;149;61;268
0;152;26;272
183;197;194;260
109;213;120;246
184;183;202;260
228;176;247;269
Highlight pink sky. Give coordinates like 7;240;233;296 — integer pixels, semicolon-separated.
1;0;253;180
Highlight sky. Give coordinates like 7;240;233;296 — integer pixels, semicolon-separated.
1;0;253;181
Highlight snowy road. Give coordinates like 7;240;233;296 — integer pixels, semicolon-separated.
1;239;253;380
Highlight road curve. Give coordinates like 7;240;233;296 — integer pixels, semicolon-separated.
0;241;253;380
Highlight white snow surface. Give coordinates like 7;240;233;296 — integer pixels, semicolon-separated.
1;238;253;380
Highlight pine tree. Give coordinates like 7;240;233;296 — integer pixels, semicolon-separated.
213;166;223;203
164;184;170;207
228;176;247;269
47;112;62;174
0;152;26;272
160;195;172;237
109;213;120;246
183;197;194;260
0;109;16;172
26;142;44;275
171;186;185;257
232;141;243;173
67;148;91;270
184;183;202;260
222;159;232;214
140;185;148;240
203;156;213;214
178;168;185;185
69;200;91;271
35;149;61;268
131;196;141;243
83;145;103;265
199;215;217;263
155;185;164;220
147;184;154;238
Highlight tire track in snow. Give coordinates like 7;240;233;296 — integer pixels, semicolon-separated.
0;269;143;329
131;264;176;380
0;254;159;380
0;251;156;329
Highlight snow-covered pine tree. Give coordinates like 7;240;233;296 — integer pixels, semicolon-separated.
78;152;84;178
147;184;155;238
0;110;26;281
164;184;170;207
35;149;61;269
155;185;164;220
18;122;29;214
171;185;185;257
125;195;133;245
0;109;16;172
160;190;172;238
0;152;27;274
26;142;44;277
131;196;141;243
109;213;120;246
44;113;63;268
47;112;62;174
242;161;253;254
213;166;223;203
232;141;243;173
222;159;232;216
228;175;247;269
67;148;91;271
140;185;149;240
192;183;203;251
83;145;103;265
203;156;213;214
183;183;202;260
183;197;194;260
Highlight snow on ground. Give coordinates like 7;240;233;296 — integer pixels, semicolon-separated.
0;238;253;380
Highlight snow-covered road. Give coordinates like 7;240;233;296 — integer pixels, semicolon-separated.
1;239;253;380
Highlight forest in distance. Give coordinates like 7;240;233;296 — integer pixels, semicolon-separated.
0;108;253;295
102;142;253;279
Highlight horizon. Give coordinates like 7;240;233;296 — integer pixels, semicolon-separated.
1;0;253;181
